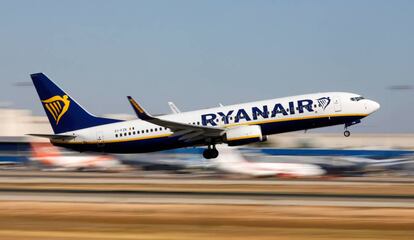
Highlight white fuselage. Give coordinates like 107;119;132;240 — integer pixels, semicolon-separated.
52;92;380;153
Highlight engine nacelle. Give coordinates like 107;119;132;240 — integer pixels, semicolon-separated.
225;125;266;146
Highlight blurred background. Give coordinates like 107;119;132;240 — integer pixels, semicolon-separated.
0;1;413;239
1;109;414;176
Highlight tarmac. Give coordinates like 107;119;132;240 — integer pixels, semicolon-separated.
0;169;413;239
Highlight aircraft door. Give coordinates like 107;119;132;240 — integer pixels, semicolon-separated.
333;97;342;112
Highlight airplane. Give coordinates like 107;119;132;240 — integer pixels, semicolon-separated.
30;142;126;171
211;145;325;177
28;73;380;159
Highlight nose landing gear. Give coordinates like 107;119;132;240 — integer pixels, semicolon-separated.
203;145;219;159
344;130;351;137
343;120;361;137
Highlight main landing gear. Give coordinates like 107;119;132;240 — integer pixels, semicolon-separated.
343;120;361;137
203;145;219;159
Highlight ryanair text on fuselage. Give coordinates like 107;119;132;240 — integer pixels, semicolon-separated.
202;99;318;126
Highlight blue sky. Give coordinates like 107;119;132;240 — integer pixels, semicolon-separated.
0;0;413;133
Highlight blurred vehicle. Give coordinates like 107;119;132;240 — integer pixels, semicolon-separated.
30;142;126;171
336;156;414;175
0;157;27;166
118;152;205;173
29;73;379;159
245;150;414;176
0;138;30;167
211;145;325;178
255;148;414;159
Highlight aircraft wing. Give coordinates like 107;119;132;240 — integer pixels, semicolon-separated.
27;134;76;141
127;96;225;142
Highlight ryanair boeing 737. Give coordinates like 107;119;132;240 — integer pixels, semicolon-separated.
29;73;380;159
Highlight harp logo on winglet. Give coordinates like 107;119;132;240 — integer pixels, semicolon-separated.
42;95;70;125
129;98;145;114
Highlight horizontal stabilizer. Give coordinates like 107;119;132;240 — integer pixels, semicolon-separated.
27;134;76;140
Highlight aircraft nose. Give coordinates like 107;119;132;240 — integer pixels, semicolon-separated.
366;100;380;114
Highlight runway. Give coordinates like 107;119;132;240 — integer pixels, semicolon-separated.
2;189;414;208
0;170;413;207
1;169;414;183
0;170;413;239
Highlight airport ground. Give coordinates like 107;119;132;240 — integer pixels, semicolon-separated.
0;170;413;239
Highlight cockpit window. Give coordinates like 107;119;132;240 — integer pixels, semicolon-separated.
350;96;365;101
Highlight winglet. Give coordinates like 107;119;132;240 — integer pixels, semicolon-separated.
127;96;153;120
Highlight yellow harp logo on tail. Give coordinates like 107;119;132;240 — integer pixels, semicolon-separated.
42;95;70;125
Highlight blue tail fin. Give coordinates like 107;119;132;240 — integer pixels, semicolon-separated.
31;73;122;134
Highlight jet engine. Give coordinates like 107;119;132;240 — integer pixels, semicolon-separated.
225;125;267;146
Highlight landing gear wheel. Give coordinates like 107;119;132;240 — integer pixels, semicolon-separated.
203;146;219;159
203;149;212;159
343;121;360;138
344;130;351;137
210;148;219;159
